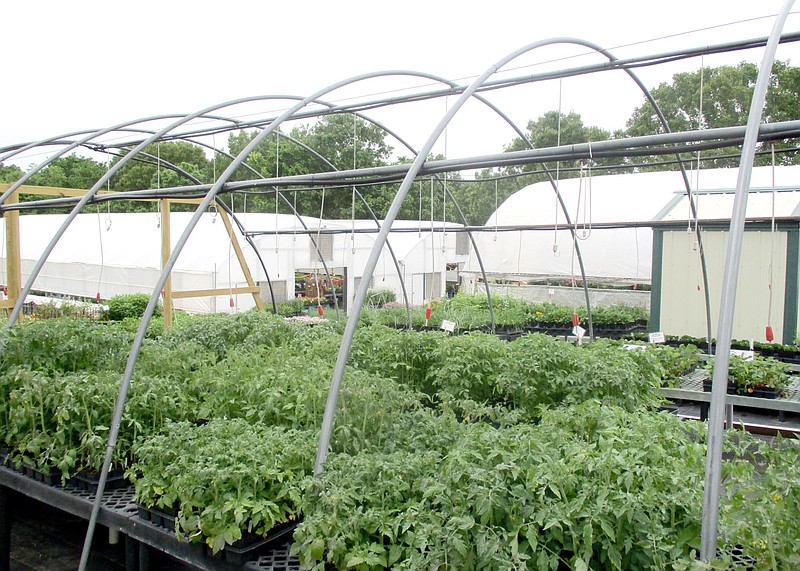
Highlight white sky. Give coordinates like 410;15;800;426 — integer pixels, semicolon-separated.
2;1;799;171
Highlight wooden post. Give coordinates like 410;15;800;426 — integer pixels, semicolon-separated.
160;199;173;329
218;208;265;311
4;188;21;318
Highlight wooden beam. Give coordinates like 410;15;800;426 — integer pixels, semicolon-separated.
171;286;260;300
0;183;203;204
160;199;173;329
217;208;265;311
4;188;21;318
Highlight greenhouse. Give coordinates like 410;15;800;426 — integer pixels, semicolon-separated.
0;210;466;314
2;5;800;571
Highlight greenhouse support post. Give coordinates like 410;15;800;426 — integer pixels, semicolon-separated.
700;0;795;561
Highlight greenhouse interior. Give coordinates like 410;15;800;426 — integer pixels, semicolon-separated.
3;6;800;571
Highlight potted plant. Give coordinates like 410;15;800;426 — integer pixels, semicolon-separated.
704;355;791;398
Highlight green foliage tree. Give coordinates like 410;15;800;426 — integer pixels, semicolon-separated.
0;163;24;183
222;115;404;220
461;110;614;225
112;140;212;190
622;60;800;169
107;141;212;212
26;155;106;189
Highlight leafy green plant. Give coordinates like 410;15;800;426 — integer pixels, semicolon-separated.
295;403;711;570
0;318;133;374
276;298;305;316
706;355;791;393
365;288;396;307
107;293;161;321
129;419;316;553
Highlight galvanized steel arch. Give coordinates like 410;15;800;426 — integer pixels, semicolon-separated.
77;70;496;568
313;34;722;474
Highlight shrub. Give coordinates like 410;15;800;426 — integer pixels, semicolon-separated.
107;293;161;321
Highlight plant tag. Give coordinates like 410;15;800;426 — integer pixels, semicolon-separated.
648;331;666;344
572;325;586;342
730;349;754;361
623;344;647;351
441;320;456;332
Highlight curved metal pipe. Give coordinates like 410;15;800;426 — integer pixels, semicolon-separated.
314;38;609;476
73;91;360;571
77;70;458;568
701;1;795;559
268;132;410;327
122;147;280;315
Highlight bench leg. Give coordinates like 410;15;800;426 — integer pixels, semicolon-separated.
0;486;10;571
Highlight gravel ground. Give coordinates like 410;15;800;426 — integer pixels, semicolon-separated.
6;491;191;571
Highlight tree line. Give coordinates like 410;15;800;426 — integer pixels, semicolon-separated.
1;61;798;226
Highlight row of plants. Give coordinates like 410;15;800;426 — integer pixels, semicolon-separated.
359;293;649;333
630;332;800;365
1;311;799;569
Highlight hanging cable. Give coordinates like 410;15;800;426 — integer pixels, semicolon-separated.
418;180;423;238
228;226;235;310
212;133;217;182
428;177;435;318
575;142;593;241
0;217;5;298
691;55;705;240
96;204;105;302
156;142;161;228
293;189;298;242
494;178;499;242
275;132;281;274
351;114;357;254
442;96;448;253
315;186;326;316
766;143;777;342
553;77;563;256
228;194;237;307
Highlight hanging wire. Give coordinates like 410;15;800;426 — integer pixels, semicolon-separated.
430;177;435;302
767;143;777;332
275;132;281;258
212;133;217;182
293;189;298;242
96;205;105;301
691;54;706;241
156;142;161;228
0;216;5;296
575;142;593;241
418;180;423;238
228;224;234;311
553;77;563;255
442;96;448;253
494;178;499;242
314;187;326;310
351;113;357;254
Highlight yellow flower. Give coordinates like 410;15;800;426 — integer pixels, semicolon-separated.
773;493;781;502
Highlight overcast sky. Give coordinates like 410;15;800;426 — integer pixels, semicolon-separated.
2;1;799;170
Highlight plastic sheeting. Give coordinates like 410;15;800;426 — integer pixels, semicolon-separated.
465;165;800;284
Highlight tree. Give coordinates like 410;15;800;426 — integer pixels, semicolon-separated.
0;163;24;183
458;110;614;226
26;155;106;189
622;60;800;169
222;114;398;219
112;141;211;192
503;110;613;178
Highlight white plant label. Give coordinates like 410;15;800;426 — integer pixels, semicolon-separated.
441;319;456;333
649;331;666;344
